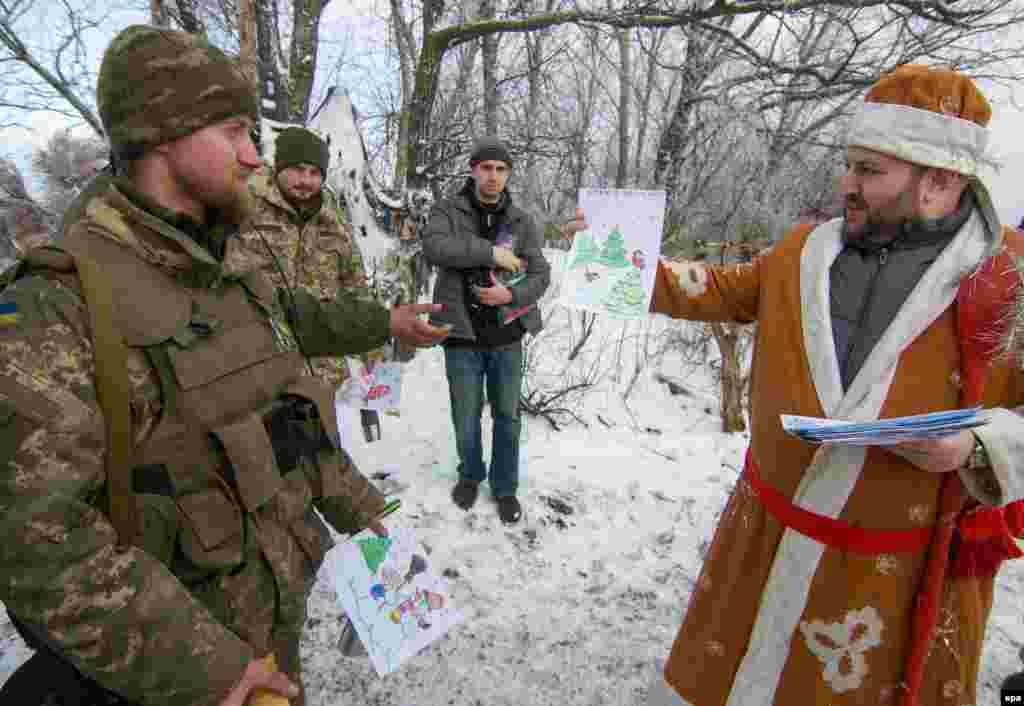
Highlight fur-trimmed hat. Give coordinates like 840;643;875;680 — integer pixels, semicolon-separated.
847;65;1002;255
274;127;330;176
469;137;513;168
97;25;258;162
865;64;991;127
847;65;996;180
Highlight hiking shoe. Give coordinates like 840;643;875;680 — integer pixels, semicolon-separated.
452;479;480;510
497;495;522;525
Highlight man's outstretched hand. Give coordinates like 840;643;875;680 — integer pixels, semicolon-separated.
561;207;589;238
390;303;451;348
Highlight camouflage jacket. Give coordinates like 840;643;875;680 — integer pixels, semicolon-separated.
230;170;379;388
0;183;391;706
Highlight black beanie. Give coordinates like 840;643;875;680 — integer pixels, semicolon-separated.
275;127;329;176
469;137;513;168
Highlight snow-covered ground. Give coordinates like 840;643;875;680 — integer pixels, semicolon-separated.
2;255;1023;705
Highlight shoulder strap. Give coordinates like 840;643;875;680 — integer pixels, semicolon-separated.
70;253;136;548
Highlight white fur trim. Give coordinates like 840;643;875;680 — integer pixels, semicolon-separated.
968;407;1024;506
847;102;996;176
667;261;709;298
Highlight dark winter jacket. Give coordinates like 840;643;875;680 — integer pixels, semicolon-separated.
830;194;972;389
421;180;550;343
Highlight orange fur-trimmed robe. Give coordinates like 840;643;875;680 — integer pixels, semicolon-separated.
648;214;1024;706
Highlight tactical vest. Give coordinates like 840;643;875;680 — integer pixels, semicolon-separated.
17;227;346;584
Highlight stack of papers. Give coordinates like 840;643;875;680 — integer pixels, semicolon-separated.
781;408;990;446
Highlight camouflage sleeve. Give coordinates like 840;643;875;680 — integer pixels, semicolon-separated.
282;286;391;358
335;224;394;368
335;221;369;292
314;450;387;535
0;276;252;706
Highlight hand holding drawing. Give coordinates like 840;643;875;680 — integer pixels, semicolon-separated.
366;499;400;538
889;430;974;473
473;272;514;306
562;207;589;237
492;246;522;273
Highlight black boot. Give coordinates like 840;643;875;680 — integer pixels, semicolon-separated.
497;495;522;525
452;479;480;510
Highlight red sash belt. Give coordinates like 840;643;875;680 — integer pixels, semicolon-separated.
744;450;932;554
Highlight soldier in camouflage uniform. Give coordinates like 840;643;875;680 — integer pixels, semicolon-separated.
0;25;447;706
233;127;380;389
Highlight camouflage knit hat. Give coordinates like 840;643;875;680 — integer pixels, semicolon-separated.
97;25;258;161
275;127;330;176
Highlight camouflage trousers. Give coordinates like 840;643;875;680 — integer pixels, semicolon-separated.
0;618;307;706
0;641;308;706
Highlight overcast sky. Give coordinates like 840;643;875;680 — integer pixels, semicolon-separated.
984;98;1024;228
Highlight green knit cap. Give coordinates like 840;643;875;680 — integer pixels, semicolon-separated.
97;25;258;161
274;127;330;176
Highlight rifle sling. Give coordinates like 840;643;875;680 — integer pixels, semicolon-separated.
71;253;136;547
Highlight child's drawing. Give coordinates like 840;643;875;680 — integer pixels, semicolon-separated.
559;189;666;319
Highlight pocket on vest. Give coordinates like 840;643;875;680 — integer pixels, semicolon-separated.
211;413;283;512
176;488;244;570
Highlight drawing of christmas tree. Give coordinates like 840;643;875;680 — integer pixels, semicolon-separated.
603;265;646;314
358;536;393;574
571;232;600;269
598;226;630;268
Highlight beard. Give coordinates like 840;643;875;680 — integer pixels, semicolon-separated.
215;183;257;226
178;169;257;226
281;188;321;211
841;187;916;244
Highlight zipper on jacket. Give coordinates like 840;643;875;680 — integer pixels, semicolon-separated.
856;247;889;331
847;246;889;382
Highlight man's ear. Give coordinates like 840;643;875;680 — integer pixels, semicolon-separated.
924;167;967;196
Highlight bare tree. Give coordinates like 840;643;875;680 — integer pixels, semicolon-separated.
0;157;51;261
151;0;170;26
614;26;630;188
0;0;107;135
32;128;107;217
480;0;500;135
394;0;1024;194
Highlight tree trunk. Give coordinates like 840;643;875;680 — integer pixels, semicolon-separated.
709;322;746;433
615;27;630;188
151;0;169;26
633;30;664;182
255;0;289;123
237;0;258;92
287;0;327;123
389;0;419;189
481;0;499;136
523;27;542;208
174;0;206;36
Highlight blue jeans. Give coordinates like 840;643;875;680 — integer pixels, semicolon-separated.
444;344;523;498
